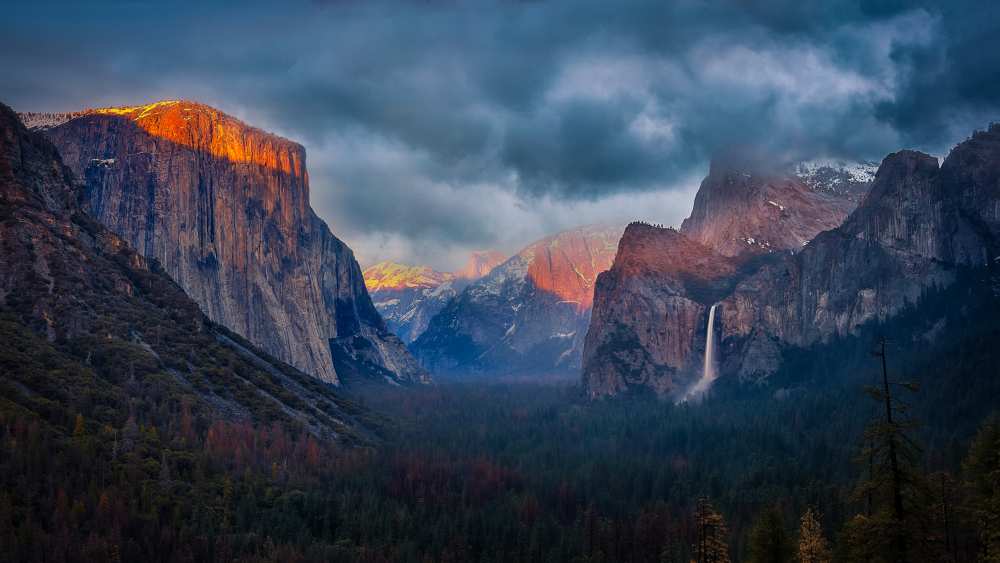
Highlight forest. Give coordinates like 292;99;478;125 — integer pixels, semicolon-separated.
1;207;998;562
2;274;999;563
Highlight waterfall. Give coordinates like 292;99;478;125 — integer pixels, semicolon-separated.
683;303;719;401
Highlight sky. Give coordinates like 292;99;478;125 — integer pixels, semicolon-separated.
3;0;999;270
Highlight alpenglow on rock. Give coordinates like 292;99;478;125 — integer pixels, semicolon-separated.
413;224;624;376
0;101;375;443
30;100;428;386
364;262;458;344
363;251;506;344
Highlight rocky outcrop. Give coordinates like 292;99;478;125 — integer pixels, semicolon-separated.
0;101;375;442
413;224;623;375
720;141;999;378
584;131;1000;398
680;158;862;257
34;100;427;386
582;224;740;397
584;159;877;397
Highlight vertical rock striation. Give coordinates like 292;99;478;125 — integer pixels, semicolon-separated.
0;101;375;442
36;100;427;386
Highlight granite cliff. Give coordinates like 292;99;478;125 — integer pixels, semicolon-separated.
719;140;1000;381
583;158;883;397
680;158;866;257
32;100;427;386
0;101;375;442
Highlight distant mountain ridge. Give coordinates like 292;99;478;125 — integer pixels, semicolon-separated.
364;262;456;292
413;224;624;375
30;99;428;387
363;251;506;344
455;250;507;280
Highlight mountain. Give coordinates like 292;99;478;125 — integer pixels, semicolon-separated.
583;135;1000;398
363;261;458;343
583;158;878;397
0;100;376;442
363;252;506;343
413;224;624;375
454;250;507;280
28;100;427;387
364;261;456;292
719;142;999;380
679;157;868;257
794;158;878;202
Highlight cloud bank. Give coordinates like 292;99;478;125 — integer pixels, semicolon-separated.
3;0;998;269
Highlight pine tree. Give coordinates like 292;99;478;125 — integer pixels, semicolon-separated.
796;507;831;563
842;337;929;562
693;497;730;563
748;505;792;563
962;415;1000;562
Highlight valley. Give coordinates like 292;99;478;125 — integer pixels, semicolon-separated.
3;3;1000;559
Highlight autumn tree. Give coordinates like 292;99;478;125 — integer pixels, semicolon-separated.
796;507;831;563
693;497;730;563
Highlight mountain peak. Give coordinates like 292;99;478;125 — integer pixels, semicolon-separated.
21;100;305;178
454;250;506;280
680;158;862;258
364;261;455;292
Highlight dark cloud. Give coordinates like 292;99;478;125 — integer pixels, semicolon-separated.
2;0;998;268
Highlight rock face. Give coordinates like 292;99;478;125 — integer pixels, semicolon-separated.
413;225;623;375
583;158;877;397
720;142;999;377
454;250;506;281
35;100;427;386
680;158;862;257
582;224;740;397
584;133;1000;397
794;158;878;202
0;101;374;442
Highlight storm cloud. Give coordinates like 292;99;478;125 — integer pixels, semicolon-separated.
3;0;998;269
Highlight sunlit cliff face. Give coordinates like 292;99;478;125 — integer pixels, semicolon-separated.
57;99;314;249
523;224;623;312
90;100;307;179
